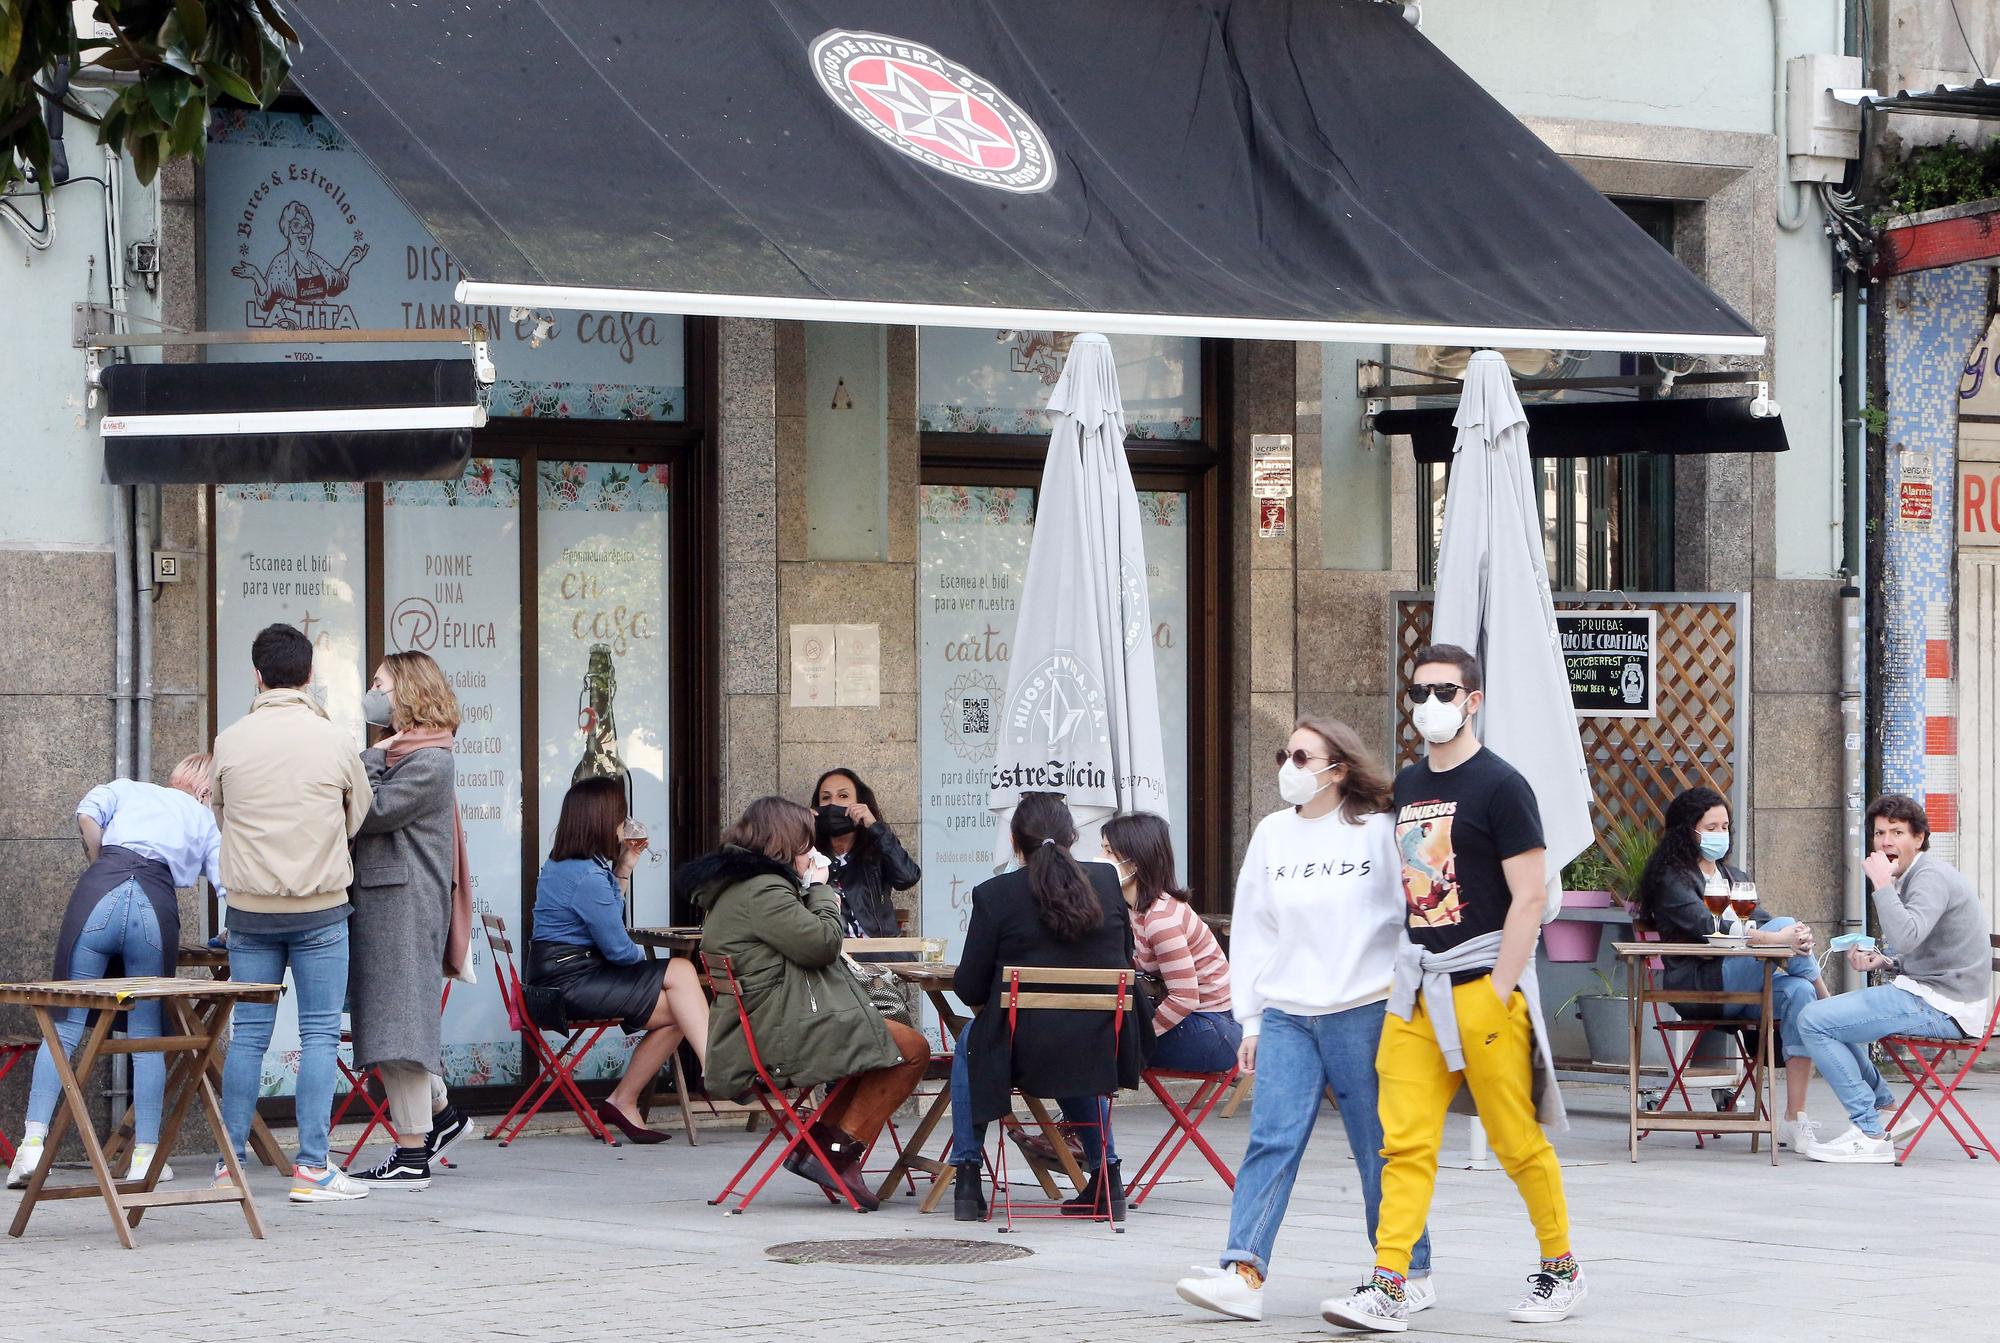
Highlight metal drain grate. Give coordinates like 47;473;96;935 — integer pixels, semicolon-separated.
766;1237;1032;1266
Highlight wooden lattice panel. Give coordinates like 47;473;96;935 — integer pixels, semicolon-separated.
1393;597;1743;856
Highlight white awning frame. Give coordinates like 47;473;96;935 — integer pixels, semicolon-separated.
455;280;1766;358
100;405;488;438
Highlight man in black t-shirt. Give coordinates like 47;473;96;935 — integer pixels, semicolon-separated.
1322;643;1583;1334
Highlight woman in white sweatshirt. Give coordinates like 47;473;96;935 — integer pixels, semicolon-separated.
1175;718;1434;1325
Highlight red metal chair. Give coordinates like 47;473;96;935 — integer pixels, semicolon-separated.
703;952;866;1213
0;1035;36;1162
481;913;621;1148
987;966;1133;1234
1128;1062;1241;1207
333;983;455;1169
1882;934;2000;1166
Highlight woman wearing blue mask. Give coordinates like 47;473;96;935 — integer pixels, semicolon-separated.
1635;786;1832;1150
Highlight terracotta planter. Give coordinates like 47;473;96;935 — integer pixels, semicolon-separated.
1543;889;1615;963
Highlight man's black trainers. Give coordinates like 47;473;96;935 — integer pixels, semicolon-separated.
425;1105;478;1166
352;1146;433;1190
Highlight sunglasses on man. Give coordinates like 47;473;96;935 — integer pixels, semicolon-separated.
1406;682;1467;704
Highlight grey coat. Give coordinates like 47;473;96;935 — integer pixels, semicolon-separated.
349;745;455;1071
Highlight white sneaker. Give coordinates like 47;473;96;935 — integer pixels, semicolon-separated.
1779;1112;1821;1152
1405;1274;1437;1314
1175;1265;1263;1322
1321;1282;1409;1333
288;1163;371;1203
6;1139;45;1189
1803;1125;1894;1164
122;1144;173;1183
1511;1267;1588;1323
1880;1109;1922;1145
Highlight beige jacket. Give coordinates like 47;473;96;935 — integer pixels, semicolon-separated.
212;688;371;913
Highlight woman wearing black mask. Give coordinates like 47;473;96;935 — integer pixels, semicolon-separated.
811;768;921;939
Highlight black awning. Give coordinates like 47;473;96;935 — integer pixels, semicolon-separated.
1375;397;1791;464
101;359;478;484
285;0;1759;355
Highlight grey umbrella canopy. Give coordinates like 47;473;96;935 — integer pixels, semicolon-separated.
1431;351;1595;910
988;335;1170;867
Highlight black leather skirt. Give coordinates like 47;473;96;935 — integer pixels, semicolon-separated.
526;941;667;1034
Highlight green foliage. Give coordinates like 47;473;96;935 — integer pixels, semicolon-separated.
1;1;296;194
1560;820;1657;905
1881;135;2000;219
1560;846;1618;893
1859;404;1888;439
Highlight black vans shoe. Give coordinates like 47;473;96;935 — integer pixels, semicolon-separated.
351;1146;433;1190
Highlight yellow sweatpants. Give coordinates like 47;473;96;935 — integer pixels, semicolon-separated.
1372;978;1570;1275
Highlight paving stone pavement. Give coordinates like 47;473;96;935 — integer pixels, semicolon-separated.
2;1083;1993;1342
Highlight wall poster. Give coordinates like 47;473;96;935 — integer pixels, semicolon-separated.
214;483;367;1097
384;460;524;1086
917;484;1188;1044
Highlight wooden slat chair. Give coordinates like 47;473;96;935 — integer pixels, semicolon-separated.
1128;1059;1241;1207
985;966;1134;1234
479;913;621;1148
1882;934;2000;1166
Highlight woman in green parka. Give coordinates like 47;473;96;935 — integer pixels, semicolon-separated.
683;796;930;1211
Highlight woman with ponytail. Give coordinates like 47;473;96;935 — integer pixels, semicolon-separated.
946;793;1144;1222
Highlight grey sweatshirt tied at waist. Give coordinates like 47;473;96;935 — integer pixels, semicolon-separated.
1388;930;1568;1132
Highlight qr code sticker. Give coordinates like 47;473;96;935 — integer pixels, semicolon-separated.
961;697;991;737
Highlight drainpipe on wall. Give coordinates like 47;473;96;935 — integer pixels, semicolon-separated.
1836;0;1867;990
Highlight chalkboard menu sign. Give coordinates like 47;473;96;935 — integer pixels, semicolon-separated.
1555;611;1656;718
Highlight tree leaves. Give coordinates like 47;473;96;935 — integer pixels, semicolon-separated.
1;1;295;193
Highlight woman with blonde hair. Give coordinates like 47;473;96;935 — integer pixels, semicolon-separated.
684;796;930;1211
8;754;225;1189
346;651;478;1189
1175;718;1434;1324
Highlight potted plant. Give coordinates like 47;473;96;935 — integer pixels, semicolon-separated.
1546;846;1618;962
1555;962;1670;1068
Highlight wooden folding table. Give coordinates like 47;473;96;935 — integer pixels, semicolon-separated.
2;975;283;1248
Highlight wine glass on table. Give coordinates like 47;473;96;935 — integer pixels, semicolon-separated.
1728;882;1759;939
1701;874;1732;936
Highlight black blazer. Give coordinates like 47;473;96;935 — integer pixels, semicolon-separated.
954;862;1149;1126
1640;860;1764;1012
828;822;922;939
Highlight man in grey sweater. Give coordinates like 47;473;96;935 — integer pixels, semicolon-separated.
1797;794;1992;1164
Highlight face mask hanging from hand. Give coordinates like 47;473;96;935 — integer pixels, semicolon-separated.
1277;760;1332;806
361;688;394;728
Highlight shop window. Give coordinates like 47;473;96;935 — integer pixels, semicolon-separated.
535;461;674;926
918;329;1203;440
213;482;369;1098
383;460;525;1086
915;484;1192;987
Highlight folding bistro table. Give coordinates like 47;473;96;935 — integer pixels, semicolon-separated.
97;945;289;1175
2;975;283;1247
1611;942;1788;1165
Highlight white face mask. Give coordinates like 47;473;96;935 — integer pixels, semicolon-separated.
1411;696;1467;745
1277;759;1334;806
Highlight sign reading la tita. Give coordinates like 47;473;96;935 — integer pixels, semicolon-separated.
810;29;1057;194
1555;611;1657;719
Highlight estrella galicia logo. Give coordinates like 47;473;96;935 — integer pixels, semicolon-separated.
809;29;1057;194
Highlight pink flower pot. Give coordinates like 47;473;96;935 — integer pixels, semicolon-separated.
1543;890;1614;963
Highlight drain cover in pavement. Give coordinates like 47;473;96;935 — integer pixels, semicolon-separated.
766;1237;1032;1266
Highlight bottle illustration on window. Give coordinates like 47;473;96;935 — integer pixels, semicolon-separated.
574;643;633;807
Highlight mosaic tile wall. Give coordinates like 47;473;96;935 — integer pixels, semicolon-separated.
1881;264;1989;864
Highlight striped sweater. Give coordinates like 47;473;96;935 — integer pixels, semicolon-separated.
1133;896;1233;1034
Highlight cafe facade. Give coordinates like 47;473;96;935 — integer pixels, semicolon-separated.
1;1;1861;1111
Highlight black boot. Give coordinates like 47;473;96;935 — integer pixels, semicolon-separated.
952;1162;987;1222
1062;1161;1125;1223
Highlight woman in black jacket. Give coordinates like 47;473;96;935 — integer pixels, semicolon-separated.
946;793;1146;1223
1635;786;1829;1145
812;767;921;939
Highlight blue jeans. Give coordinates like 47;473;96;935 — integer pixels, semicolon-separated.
220;919;350;1169
1223;1004;1432;1278
1149;1010;1244;1073
26;882;166;1143
1798;984;1953;1136
948;1033;1117;1169
1717;917;1821;1061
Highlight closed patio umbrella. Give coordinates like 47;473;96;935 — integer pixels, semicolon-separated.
1431;350;1595;908
988;334;1169;867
